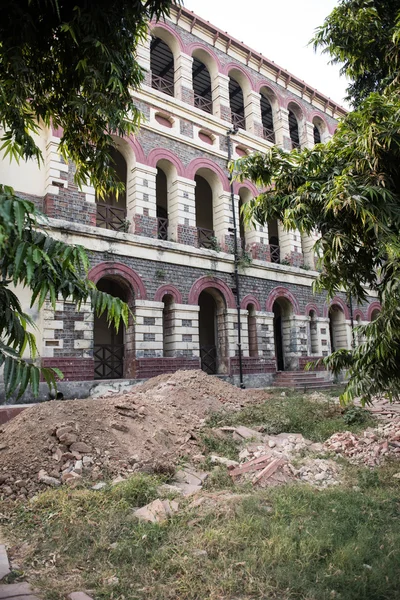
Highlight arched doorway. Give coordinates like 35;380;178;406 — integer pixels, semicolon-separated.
309;310;319;354
247;304;258;357
198;288;228;374
273;298;294;371
329;305;347;352
162;294;174;357
93;277;134;379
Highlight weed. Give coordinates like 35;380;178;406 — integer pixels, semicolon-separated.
200;431;241;460
206;392;375;442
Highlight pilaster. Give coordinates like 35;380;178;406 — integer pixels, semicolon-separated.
245;90;263;137
175;53;194;104
128;163;158;238
134;300;164;358
213;73;231;122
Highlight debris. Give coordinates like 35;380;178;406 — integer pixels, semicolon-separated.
68;593;95;600
92;482;107;491
133;498;179;523
210;455;239;468
37;470;61;487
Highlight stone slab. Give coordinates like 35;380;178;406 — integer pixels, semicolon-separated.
68;592;94;600
0;582;40;599
0;546;10;581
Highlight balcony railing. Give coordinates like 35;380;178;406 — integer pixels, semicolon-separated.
270;244;280;264
197;227;215;250
263;127;275;143
231;112;246;130
194;93;213;114
290;139;301;150
94;344;124;380
152;74;174;97
96;203;127;232
157;217;168;241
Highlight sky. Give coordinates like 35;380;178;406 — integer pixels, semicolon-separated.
183;0;349;108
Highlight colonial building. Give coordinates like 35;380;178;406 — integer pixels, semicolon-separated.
1;7;381;395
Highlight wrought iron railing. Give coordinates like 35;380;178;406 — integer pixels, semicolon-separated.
291;139;301;150
194;93;213;114
231;112;246;130
270;244;280;264
157;217;168;241
263;127;275;143
197;227;215;250
96;203;127;232
200;345;217;375
94;344;124;380
152;74;174;97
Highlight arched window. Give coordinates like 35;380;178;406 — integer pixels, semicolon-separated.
195;174;214;249
150;36;174;97
268;219;280;264
247;304;258;357
288;109;300;149
229;75;246;130
313;124;321;144
260;91;275;143
156;166;168;240
192;57;212;114
96;147;127;231
199;288;228;374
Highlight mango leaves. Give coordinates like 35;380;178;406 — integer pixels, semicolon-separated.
0;186;129;399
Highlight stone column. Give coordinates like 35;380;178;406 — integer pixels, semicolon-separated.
245;90;263;137
305;121;316;149
134;300;164;358
246;223;270;262
175;53;194;105
278;224;304;266
214;190;235;253
128;163;158;238
301;232;319;269
256;312;275;358
168;176;198;246
213;73;231;122
317;317;331;357
136;34;151;86
170;304;200;357
274;107;291;150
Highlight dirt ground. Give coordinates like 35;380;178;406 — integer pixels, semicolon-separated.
0;370;267;499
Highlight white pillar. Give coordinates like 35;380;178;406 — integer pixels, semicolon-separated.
213;73;231;122
245;90;263;137
168;176;197;246
175;53;194;104
135;300;164;358
128;163;157;236
275;107;291;150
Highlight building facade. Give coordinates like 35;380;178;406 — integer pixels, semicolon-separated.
0;7;381;394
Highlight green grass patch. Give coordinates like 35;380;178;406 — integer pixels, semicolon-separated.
4;468;400;600
206;393;375;442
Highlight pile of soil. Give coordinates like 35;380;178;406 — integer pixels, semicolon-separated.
0;370;265;500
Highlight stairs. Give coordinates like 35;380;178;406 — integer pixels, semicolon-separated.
273;371;334;391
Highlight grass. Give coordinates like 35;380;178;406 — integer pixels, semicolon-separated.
2;391;398;600
205;392;375;443
3;465;400;600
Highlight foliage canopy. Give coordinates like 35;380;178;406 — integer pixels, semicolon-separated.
235;0;400;404
0;0;173;398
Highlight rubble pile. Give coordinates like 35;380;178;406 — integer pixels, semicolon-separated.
215;427;341;488
325;419;400;466
0;370;263;500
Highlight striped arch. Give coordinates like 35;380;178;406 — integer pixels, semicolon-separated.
241;294;261;312
266;287;300;314
154;284;183;304
88;262;147;300
188;276;236;309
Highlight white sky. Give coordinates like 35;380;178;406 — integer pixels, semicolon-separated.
183;0;349;108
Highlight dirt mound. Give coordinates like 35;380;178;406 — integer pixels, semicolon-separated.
0;370;264;500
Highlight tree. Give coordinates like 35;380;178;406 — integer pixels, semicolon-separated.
0;0;174;398
234;0;400;404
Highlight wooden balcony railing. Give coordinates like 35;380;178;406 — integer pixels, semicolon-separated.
96;203;127;232
270;244;281;264
197;227;215;250
94;344;124;380
157;217;168;241
231;112;246;130
263;127;275;143
152;74;174;97
194;93;213;114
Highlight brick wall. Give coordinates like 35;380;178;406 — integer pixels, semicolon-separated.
41;357;94;381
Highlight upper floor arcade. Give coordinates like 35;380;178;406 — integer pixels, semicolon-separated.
134;8;343;152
